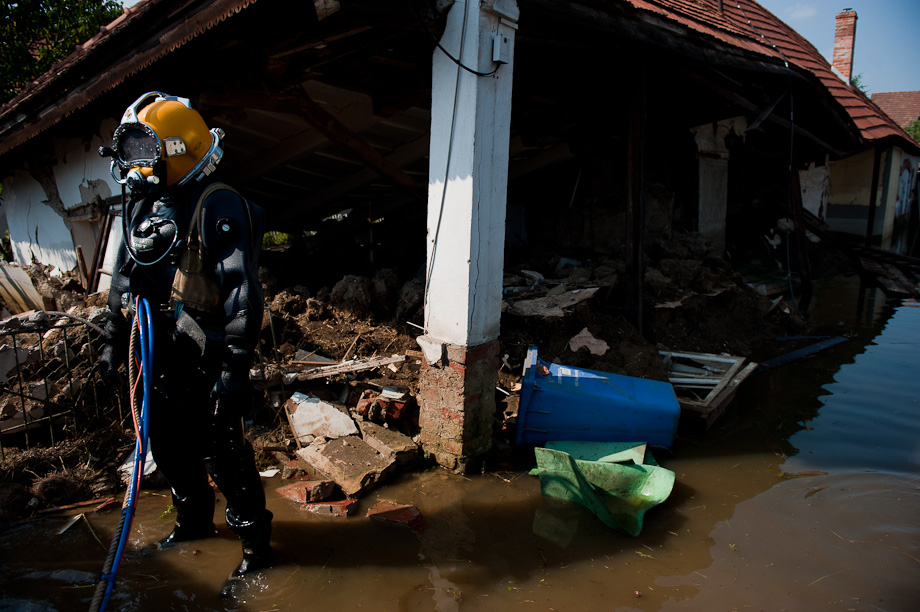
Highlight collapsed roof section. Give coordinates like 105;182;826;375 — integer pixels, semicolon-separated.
0;0;914;233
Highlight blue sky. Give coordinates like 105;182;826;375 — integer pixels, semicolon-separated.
757;0;920;94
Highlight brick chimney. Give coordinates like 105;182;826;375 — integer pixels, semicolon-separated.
832;9;857;82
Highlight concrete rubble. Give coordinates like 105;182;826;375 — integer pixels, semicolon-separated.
285;392;359;443
296;436;397;498
283;388;420;499
0;232;825;520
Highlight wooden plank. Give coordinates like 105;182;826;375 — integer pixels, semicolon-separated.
660;350;740;364
294;354;405;381
668;377;723;386
36;497;119;516
699;357;746;406
707;362;759;426
0;264;44;314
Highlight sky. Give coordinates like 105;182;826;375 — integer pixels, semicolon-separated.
756;0;920;94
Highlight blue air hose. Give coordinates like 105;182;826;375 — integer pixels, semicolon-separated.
89;297;153;612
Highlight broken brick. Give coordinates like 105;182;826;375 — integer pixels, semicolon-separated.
276;480;336;504
302;498;358;518
366;500;424;532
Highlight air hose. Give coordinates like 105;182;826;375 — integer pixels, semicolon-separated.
89;297;154;612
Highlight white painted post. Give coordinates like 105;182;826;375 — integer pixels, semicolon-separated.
420;0;518;355
417;0;518;470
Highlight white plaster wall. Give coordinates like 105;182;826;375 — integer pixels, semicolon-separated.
893;151;918;218
691;117;746;256
799;160;829;219
2;119;119;274
2;170;77;273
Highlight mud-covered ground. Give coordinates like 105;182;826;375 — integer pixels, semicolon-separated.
0;229;847;523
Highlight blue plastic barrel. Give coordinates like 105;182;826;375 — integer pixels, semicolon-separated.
515;347;680;447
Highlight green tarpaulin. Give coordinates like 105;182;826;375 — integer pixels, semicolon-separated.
533;441;675;536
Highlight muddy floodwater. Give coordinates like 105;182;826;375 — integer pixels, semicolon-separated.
2;275;919;611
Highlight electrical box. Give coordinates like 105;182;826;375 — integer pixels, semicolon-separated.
492;21;515;64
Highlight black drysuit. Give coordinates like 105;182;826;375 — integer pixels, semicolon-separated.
100;176;270;542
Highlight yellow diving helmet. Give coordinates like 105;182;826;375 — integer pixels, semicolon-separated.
106;92;224;192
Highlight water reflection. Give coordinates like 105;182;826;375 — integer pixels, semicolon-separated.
657;282;920;611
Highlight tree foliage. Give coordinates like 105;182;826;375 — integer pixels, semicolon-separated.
907;118;920;144
850;73;868;96
0;0;123;103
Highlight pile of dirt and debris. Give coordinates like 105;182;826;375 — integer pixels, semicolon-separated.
0;229;830;522
498;230;808;378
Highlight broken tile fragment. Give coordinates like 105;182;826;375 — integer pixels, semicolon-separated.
366;500;424;532
302;498;358;518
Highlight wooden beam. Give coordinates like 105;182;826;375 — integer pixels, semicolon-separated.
294;354;406;382
686;69;849;156
625;66;646;332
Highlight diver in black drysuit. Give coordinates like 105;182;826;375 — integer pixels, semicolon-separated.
98;96;271;593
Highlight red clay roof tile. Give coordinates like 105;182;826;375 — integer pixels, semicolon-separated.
624;0;911;148
871;91;920;129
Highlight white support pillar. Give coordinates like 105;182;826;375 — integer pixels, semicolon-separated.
417;0;518;471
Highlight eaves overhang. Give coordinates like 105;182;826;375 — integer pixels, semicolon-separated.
0;0;261;162
518;0;918;158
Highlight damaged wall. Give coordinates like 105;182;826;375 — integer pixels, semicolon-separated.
1;121;119;275
798;160;830;220
51;122;119;211
1;170;77;274
826;146;919;250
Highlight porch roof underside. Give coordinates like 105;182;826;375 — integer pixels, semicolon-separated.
0;0;914;232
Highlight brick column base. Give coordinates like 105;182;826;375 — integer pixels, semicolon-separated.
417;339;500;472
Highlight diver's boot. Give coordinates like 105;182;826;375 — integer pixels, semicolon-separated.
158;490;217;548
220;510;273;598
159;519;218;547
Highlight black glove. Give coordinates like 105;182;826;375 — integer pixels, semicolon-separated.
210;347;253;416
98;343;123;390
98;307;127;392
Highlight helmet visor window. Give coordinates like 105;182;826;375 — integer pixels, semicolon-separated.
116;127;160;166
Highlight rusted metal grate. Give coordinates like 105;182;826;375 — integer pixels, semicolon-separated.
0;314;116;458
